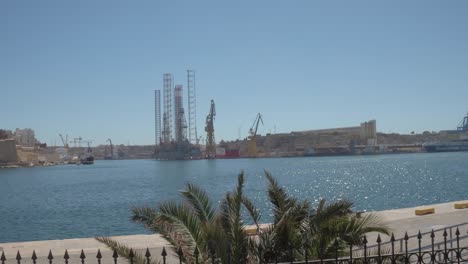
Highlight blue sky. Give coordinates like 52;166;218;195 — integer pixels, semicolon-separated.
2;1;468;145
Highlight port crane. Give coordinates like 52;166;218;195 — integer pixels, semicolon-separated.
59;134;69;148
457;112;468;131
247;113;263;157
205;100;216;158
70;137;83;148
105;138;114;160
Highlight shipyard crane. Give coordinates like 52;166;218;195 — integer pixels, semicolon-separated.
70;137;82;148
105;138;114;160
59;134;69;148
457;112;468;131
205;100;216;158
247;113;263;157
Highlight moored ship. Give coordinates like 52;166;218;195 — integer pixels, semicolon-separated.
423;141;468;152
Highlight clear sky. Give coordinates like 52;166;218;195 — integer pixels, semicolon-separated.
2;0;468;146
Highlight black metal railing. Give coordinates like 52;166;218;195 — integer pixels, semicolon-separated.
1;227;467;264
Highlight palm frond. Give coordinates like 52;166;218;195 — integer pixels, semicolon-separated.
264;170;291;223
157;201;204;259
312;199;353;227
95;237;159;264
180;183;216;223
131;207;160;232
241;195;261;228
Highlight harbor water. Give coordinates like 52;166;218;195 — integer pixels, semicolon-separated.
1;152;467;243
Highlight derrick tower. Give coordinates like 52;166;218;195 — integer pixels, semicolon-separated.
174;85;187;142
154;90;161;145
187;70;198;144
162;74;173;143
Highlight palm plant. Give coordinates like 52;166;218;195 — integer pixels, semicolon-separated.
97;170;389;264
255;171;390;262
97;171;260;264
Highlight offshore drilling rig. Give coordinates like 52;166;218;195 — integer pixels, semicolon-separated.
154;71;201;160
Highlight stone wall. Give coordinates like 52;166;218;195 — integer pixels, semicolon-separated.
0;139;18;163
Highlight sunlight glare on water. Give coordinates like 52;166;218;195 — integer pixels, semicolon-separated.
0;152;467;243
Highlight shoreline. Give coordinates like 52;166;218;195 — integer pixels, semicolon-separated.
2;151;468;169
1;199;467;257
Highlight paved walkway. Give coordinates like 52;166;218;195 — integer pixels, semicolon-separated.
1;200;467;263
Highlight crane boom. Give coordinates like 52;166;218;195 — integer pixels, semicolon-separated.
205;100;216;158
249;113;263;137
247;113;263;158
105;138;114;159
59;134;69;148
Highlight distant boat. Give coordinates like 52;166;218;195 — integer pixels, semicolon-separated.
80;155;94;165
423;141;468;152
79;142;95;165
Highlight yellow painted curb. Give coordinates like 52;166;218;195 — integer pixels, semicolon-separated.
454;202;468;209
415;208;435;216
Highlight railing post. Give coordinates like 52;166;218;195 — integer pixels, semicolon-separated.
377;234;382;264
47;250;54;264
177;246;184;264
455;228;460;264
145;248;151;264
404;232;409;264
96;249;102;264
304;242;309;264
363;235;368;264
418;231;424;263
32;250;37;264
161;247;167;264
349;243;353;264
450;227;454;260
129;249;135;264
334;239;339;263
210;245;216;264
431;230;435;264
443;229;448;264
1;251;5;264
64;250;70;264
112;249;118;264
390;233;396;264
289;242;294;264
15;251;21;264
194;247;200;264
437;244;441;262
79;250;86;264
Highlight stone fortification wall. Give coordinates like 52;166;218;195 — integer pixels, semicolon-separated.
0;139;18;163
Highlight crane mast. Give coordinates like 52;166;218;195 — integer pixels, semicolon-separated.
205;100;216;158
59;134;69;148
247;113;263;158
105;138;114;160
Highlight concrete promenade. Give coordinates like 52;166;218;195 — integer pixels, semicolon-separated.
1;200;467;263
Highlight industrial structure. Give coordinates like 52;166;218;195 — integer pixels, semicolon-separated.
154;72;201;160
187;70;198;144
154;90;161;145
247;113;263;157
174;85;188;142
205;100;216;158
104;138;114;160
457;112;468;131
162;74;173;143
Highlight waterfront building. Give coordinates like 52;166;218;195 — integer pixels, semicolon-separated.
14;128;38;146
